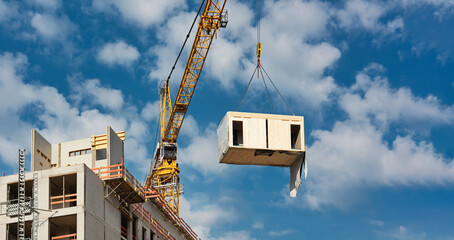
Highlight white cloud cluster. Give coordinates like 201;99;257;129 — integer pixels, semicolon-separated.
31;13;76;40
69;76;125;110
147;10;196;87
388;225;427;240
298;64;454;210
179;121;230;176
341;64;454;130
0;0;17;23
97;40;140;67
92;0;185;27
180;195;242;240
336;0;404;35
0;51;153;173
149;0;341;108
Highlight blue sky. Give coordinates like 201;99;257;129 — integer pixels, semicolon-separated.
1;0;454;239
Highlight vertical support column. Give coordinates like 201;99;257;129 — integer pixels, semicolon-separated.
32;172;39;240
18;149;26;240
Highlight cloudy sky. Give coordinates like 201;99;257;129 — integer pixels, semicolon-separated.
1;0;454;239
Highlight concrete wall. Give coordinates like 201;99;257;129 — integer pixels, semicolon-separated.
31;129;53;171
107;126;123;166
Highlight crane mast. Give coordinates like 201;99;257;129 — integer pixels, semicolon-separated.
145;0;228;215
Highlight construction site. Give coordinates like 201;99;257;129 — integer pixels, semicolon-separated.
0;0;306;239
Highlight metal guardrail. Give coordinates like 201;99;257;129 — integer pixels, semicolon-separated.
131;203;175;240
51;233;77;240
50;193;77;210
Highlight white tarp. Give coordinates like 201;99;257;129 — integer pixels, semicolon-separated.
290;152;306;198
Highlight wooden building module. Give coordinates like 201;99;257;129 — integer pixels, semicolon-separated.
217;111;305;167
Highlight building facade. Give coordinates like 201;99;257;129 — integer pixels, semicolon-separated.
0;127;198;240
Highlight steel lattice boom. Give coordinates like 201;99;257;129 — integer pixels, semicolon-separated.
146;0;227;215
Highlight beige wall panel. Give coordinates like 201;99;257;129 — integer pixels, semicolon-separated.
31;129;52;171
245;118;267;149
51;143;60;167
60;138;92;167
268;119;291;150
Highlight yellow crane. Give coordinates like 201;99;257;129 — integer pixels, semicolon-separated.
144;0;228;215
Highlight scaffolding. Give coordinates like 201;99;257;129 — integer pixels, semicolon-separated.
91;163;200;240
18;149;26;240
32;172;38;240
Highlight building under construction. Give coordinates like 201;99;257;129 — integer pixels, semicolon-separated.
0;127;198;240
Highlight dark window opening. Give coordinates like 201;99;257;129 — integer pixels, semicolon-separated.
7;181;33;217
49;214;77;240
232;121;243;146
7;221;32;240
142;227;146;240
150;230;155;240
49;174;77;210
121;214;128;239
291;125;302;149
132;217;138;240
265;119;269;148
96;148;107;160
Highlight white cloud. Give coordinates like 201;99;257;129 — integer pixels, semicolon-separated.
0;0;17;22
148;0;341;108
268;229;293;237
0;51;152;173
140;101;160;122
147;10;198;88
69;76;125;110
369;219;384;227
30;13;75;40
212;231;256;240
251;221;263;230
336;0;404;35
92;0;185;27
180;195;237;240
97;40;140;67
179;122;230;176
341;63;454;130
288;64;454;210
388;225;427;240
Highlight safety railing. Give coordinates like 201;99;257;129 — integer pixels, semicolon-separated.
121;225;127;239
131;203;175;240
50;193;77;210
51;233;77;240
150;193;199;240
91;163;124;180
91;164;146;202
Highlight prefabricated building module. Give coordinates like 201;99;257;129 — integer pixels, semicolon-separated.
217;111;307;197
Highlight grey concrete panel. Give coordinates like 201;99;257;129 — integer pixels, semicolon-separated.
84;166;104;220
85;212;104;240
107;126;123;166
